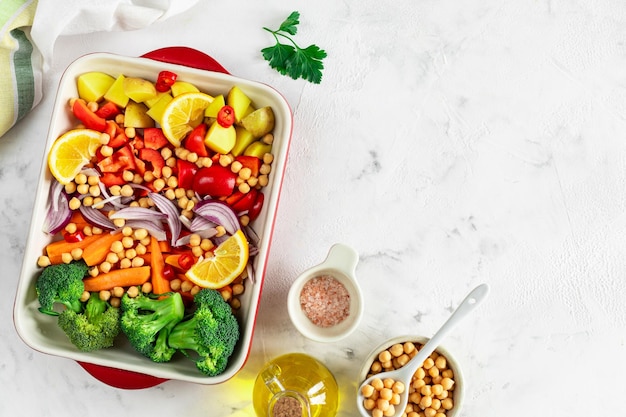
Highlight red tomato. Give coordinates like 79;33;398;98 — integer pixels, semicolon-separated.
192;165;237;197
155;70;178;92
217;105;235;128
162;264;176;280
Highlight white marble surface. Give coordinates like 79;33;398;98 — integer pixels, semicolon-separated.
2;0;626;415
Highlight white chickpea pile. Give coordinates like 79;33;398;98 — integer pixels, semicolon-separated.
361;342;456;417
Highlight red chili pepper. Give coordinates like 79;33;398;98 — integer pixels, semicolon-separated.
162;264;176;280
155;70;178;92
183;123;208;156
177;253;195;271
63;230;86;243
217;105;235;128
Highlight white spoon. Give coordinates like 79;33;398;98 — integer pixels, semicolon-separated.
356;284;489;417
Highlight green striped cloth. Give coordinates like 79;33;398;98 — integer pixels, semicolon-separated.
0;0;40;138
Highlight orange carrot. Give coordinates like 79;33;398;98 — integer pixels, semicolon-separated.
83;266;151;292
45;234;102;264
145;239;171;253
150;236;171;295
82;232;124;266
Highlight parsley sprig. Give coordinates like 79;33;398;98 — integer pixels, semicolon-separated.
261;11;327;84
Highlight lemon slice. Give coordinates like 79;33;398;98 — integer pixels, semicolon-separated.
185;229;249;289
160;92;213;146
47;128;104;184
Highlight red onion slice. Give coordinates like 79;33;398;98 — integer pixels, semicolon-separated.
194;200;240;235
43;180;71;234
79;205;115;230
109;207;166;221
124;219;167;241
149;192;182;247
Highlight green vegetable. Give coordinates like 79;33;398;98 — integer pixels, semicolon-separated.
168;289;240;377
57;293;121;352
120;291;185;363
262;11;327;84
36;260;89;316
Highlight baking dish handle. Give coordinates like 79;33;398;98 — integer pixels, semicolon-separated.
141;46;230;74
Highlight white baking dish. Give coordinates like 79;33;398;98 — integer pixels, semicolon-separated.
13;49;292;386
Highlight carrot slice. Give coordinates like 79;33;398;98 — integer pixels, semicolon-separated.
82;232;124;266
150;236;171;295
45;234;101;264
83;266;151;292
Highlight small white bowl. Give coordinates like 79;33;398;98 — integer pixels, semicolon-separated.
358;335;464;417
287;244;363;342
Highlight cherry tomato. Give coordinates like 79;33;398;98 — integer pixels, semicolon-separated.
217;105;235;128
192;165;237;197
155;70;178;92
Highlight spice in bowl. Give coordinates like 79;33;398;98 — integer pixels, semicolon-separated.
299;275;351;328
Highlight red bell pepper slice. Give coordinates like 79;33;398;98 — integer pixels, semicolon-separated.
108;132;128;148
235;155;262;177
176;159;198;190
72;99;107;132
248;191;264;221
143;127;169;150
99;172;126;187
97;145;136;173
183;123;208;156
138;148;165;178
95;101;120;119
192;165;237;197
231;188;259;213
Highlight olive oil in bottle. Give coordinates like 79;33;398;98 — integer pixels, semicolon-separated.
252;353;339;417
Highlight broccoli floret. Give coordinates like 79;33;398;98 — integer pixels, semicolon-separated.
120;291;185;363
167;288;240;376
36;260;89;316
57;293;121;351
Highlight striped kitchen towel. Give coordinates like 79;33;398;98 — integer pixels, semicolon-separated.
0;0;41;138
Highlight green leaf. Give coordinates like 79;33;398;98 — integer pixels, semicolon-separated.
261;44;297;75
279;11;300;36
261;11;326;84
